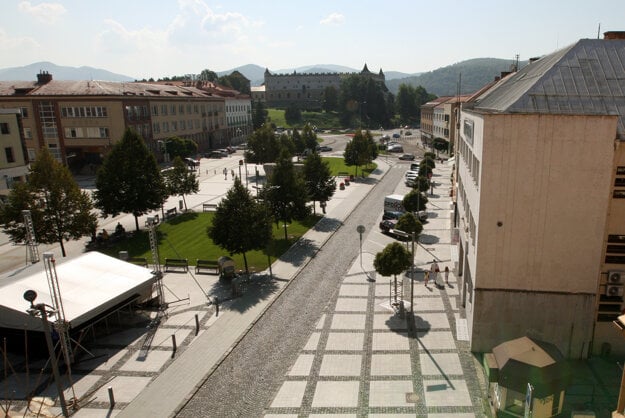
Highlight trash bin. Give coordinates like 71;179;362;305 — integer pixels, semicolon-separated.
218;256;236;280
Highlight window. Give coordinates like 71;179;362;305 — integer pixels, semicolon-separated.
161;104;168;115
0;123;9;134
23;128;32;139
163;122;169;133
5;147;15;163
152;105;158;116
20;107;29;118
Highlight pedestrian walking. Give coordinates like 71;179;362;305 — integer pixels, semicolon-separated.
430;259;441;288
231;169;235;179
424;271;429;286
223;167;227;180
444;266;450;285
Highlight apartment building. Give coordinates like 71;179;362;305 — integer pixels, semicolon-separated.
0;72;227;171
454;32;625;357
0;109;29;197
420;97;452;147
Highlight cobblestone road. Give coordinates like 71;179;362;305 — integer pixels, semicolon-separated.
176;166;404;417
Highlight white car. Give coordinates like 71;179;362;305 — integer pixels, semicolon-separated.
405;170;419;178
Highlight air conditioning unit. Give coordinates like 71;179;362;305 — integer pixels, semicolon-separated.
608;270;625;284
606;285;624;297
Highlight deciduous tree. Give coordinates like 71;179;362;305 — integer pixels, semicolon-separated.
163;156;199;211
208;178;272;275
94;129;167;231
0;148;97;257
303;153;336;214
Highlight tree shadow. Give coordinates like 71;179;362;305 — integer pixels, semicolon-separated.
277;237;319;267
312;217;343;232
166;212;198;225
211;273;281;314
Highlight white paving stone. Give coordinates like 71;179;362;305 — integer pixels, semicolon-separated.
339;284;369;297
316;314;326;329
270;381;307;408
331;313;366;330
288;354;315;376
304;332;321;350
325;332;365;351
420;352;464;376
311;381;360;407
413;296;445;311
368;380;414;407
423;379;473;407
370;353;412;376
319;354;362;376
335;297;368;312
413;312;451;330
371;332;410;351
119;349;172;373
373;313;407;330
415;331;456;350
90;376;153;403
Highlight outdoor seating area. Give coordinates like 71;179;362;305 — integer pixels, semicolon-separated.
164;258;189;272
195;259;219;274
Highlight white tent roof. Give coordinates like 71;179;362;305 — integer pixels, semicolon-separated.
0;251;155;331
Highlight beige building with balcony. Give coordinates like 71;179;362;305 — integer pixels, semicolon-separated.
0;109;29;197
0;72;227;171
455;32;625;358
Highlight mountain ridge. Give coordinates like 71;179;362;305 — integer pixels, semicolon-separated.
0;58;523;97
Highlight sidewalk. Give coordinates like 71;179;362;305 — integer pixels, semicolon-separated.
3;155;386;418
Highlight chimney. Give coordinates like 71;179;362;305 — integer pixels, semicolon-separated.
36;71;53;84
604;31;625;40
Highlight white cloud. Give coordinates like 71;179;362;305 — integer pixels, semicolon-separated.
18;1;66;24
0;29;39;51
320;12;344;26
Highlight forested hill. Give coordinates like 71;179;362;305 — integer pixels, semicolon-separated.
386;58;526;97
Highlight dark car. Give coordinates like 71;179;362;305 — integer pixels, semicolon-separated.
399;153;415;161
318;145;333;152
392;133;401;139
379;219;397;234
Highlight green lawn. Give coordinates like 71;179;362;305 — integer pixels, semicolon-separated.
322;157;377;177
97;212;321;273
266;109;341;130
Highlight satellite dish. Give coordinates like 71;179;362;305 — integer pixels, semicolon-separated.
23;289;38;303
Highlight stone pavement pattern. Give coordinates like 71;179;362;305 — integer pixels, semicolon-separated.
260;159;489;417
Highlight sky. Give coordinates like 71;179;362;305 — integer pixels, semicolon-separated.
1;0;625;80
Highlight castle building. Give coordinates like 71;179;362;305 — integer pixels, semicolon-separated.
263;64;385;110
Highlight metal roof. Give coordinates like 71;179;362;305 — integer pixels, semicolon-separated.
0;79;218;99
472;38;625;139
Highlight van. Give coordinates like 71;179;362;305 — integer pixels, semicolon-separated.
410;162;420;171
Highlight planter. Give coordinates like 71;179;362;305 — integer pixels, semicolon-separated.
344;178;350;186
349;174;354;181
339;182;345;190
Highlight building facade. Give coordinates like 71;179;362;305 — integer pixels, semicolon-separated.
0;109;29;197
263;64;385;110
454;33;625;357
0;73;228;171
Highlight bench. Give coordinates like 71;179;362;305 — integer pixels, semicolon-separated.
202;203;217;212
195;259;219;274
165;207;177;220
128;257;148;268
164;258;188;272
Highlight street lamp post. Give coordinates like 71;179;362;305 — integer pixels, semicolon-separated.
356;225;366;267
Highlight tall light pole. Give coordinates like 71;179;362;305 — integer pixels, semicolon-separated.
24;290;70;418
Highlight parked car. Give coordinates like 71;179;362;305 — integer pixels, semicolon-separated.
379;219;397;234
405;131;412;136
405;170;419;178
381;134;390;140
387;145;403;153
399;153;415;161
392;133;401;139
207;150;228;158
318;145;333;152
184;157;200;167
